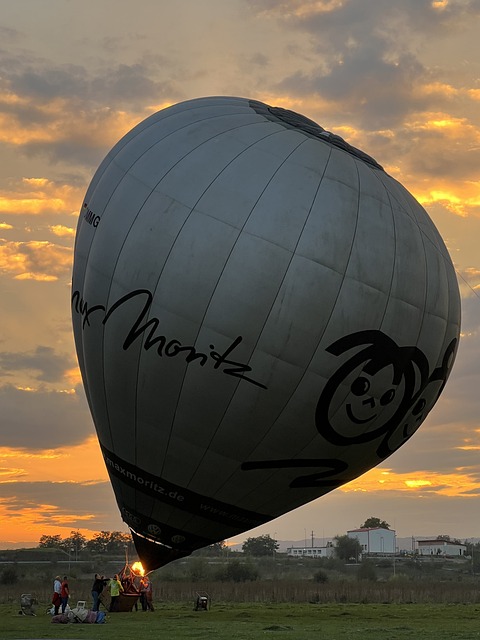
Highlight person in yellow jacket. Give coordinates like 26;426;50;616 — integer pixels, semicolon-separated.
108;574;124;612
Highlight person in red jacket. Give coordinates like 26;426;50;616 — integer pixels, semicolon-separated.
60;576;69;613
52;575;62;615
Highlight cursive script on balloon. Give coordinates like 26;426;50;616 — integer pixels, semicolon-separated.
72;288;267;389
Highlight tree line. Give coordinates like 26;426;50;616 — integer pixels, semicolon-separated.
38;530;132;554
36;516;478;562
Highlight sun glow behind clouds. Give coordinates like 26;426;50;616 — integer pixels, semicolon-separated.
432;0;448;9
0;437;113;542
405;479;432;488
0;437;107;484
341;467;480;497
0;497;101;542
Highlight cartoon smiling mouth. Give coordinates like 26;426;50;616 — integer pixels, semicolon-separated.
346;404;377;424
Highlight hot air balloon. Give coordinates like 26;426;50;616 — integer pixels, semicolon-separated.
71;97;460;571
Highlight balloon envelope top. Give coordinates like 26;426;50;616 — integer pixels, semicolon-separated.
72;97;460;570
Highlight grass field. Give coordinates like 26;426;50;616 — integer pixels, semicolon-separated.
2;602;480;640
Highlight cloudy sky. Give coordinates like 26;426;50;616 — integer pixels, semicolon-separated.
1;0;479;549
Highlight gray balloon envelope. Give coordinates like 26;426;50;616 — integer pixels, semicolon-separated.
71;96;461;570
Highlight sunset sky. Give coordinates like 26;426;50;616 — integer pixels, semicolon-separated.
0;0;479;549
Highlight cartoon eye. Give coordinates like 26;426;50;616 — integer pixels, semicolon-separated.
380;388;395;406
351;377;370;396
412;399;426;416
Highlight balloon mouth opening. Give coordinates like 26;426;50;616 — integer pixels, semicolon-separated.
130;530;192;572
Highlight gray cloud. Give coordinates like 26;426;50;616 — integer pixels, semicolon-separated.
0;384;93;449
0;26;19;42
5;54;174;110
21;139;107;171
247;0;480;37
278;52;427;129
0;47;180;168
89;62;172;107
247;0;480;130
11;64;89;102
0;346;75;383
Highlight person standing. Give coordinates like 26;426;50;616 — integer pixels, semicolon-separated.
91;573;107;612
140;575;154;612
60;575;69;614
108;574;124;612
52;575;62;615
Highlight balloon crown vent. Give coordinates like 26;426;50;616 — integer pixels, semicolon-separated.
249;100;383;171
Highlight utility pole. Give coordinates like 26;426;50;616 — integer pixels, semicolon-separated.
393;533;396;577
311;531;314;548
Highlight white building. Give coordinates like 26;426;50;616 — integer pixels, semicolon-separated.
287;542;335;559
416;539;467;557
347;527;396;555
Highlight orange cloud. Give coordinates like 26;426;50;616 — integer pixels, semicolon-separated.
431;0;448;9
457;427;480;451
0;238;72;280
0;467;26;478
404;111;476;137
467;88;480;101
255;0;343;18
49;224;75;237
0;437;107;484
64;366;83;387
384;111;480;217
0;177;83;216
340;467;480;497
0;93;141;155
418;82;459;100
0;498;100;543
0;437;116;543
417;188;480;218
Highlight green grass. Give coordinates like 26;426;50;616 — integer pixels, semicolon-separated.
2;602;480;640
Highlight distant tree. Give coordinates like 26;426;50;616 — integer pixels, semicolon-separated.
85;531;109;553
85;531;131;554
360;517;390;529
105;531;131;552
334;534;362;562
242;534;279;556
38;534;63;549
64;530;87;554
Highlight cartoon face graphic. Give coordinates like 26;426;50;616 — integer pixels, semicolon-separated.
241;332;457;492
329;362;402;437
378;338;458;458
315;330;431;457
